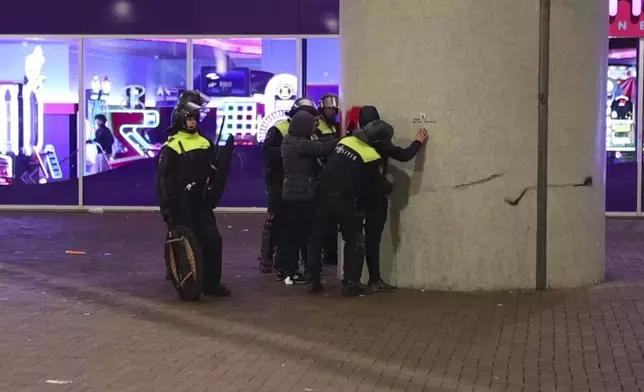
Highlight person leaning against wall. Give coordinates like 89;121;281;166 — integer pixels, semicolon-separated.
355;106;428;292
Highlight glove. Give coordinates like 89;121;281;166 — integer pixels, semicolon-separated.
160;206;174;224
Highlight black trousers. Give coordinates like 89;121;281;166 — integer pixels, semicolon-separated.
363;196;388;283
308;193;365;284
322;222;338;265
260;186;283;269
279;200;313;275
169;202;223;290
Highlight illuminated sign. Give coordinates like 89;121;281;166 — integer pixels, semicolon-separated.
0;85;20;155
121;85;146;109
258;110;288;143
276;84;293;100
610;0;644;37
610;0;641;17
23;46;45;156
110;109;159;157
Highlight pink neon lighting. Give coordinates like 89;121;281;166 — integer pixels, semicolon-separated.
609;48;638;59
610;0;643;17
137;38;262;56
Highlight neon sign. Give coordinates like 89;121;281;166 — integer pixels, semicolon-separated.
0;85;20;155
610;0;644;37
22;46;45;156
109;109;159;157
610;0;642;17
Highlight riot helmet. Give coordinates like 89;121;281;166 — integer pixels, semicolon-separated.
354;119;394;146
172;90;210;133
318;93;339;123
171;105;201;133
178;90;210;108
286;97;319;118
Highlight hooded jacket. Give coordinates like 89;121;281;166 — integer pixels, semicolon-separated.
281;111;338;201
358;106;423;175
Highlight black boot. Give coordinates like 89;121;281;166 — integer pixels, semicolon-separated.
309;279;324;294
342;280;373;297
369;279;396;292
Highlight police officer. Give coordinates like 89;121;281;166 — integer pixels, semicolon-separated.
156;93;231;298
357;106;428;291
259;98;320;279
315;93;341;267
308;120;395;297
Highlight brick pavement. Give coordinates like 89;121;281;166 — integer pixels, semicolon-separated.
0;213;643;391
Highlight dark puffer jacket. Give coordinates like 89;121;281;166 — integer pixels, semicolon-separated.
281;111;338;202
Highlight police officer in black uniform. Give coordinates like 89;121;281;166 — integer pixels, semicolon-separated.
308;120;395;297
315;94;341;267
259;98;320;279
357;106;428;291
156;92;231;299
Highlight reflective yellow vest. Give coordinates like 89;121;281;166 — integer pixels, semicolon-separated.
164;131;211;154
318;119;336;136
275;120;290;136
338;136;381;163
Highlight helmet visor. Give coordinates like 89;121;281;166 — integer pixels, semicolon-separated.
321;95;339;109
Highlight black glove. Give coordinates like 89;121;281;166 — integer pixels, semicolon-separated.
347;121;356;135
160;207;173;224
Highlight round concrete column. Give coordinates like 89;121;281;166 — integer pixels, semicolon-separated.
341;0;607;290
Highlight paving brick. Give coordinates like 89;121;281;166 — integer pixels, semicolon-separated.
0;214;644;391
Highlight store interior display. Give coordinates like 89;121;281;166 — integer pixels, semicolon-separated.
0;37;340;207
607;64;637;154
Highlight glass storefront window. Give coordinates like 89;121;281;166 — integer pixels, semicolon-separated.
193;38;298;207
607;38;638;212
81;38;187;206
0;38;79;205
305;37;340;105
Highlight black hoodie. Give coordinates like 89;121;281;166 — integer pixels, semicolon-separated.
358;106;422;175
281;112;338;201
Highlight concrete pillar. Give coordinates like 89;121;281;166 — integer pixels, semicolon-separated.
341;0;607;290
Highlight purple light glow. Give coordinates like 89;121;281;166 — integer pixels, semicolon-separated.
609;48;637;60
138;38;262;56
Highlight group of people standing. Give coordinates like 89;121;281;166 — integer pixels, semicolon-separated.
258;95;428;297
154;90;428;301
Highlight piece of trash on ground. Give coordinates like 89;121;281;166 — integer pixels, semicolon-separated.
241;229;249;232
104;253;111;256
227;226;232;229
46;380;73;385
65;250;86;255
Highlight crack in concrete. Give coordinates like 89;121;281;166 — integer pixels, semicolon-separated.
504;176;593;206
452;172;506;190
422;172;507;193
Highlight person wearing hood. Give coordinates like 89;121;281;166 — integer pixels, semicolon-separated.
279;111;338;283
307;120;395;297
357;105;428;292
155;96;231;298
259;98;319;278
